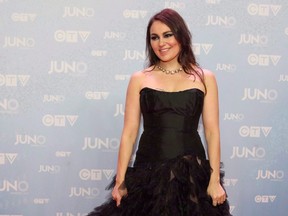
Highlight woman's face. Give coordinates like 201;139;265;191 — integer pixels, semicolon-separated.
149;20;181;63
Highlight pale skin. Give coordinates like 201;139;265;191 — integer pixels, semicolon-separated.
112;20;226;207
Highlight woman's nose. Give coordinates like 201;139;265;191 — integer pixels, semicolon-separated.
158;37;165;46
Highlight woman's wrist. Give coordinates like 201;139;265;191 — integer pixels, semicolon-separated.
210;171;220;183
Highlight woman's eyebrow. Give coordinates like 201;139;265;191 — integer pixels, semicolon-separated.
150;31;173;35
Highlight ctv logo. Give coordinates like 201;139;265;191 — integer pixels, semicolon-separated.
11;13;37;22
79;169;114;181
223;179;238;186
255;195;276;203
42;115;79;127
91;50;107;57
85;91;109;100
248;4;281;16
239;126;272;138
0;74;30;86
193;43;213;55
114;74;130;81
0;153;18;165
123;10;147;19
54;30;90;43
248;54;281;66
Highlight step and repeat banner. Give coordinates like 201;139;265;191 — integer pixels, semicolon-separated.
0;0;287;215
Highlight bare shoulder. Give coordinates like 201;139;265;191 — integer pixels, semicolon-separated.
202;68;217;85
130;68;149;82
202;68;215;78
128;67;153;91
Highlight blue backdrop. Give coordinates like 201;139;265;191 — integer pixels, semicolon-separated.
0;0;287;215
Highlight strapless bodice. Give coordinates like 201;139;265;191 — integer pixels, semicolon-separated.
134;87;206;166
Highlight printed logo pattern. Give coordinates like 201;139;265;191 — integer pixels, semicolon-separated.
0;1;287;216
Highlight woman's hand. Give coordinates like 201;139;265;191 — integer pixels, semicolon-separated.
207;181;226;206
111;182;128;207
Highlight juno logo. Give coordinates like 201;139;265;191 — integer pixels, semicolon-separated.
242;88;277;101
104;31;126;40
0;98;19;113
3;36;35;48
82;137;120;151
114;104;124;117
63;7;95;17
256;170;284;181
15;134;46;145
48;61;87;74
0;180;29;193
69;187;99;198
205;15;236;27
216;64;236;72
123;50;145;60
164;2;186;9
238;34;268;45
278;74;288;82
230;147;265;159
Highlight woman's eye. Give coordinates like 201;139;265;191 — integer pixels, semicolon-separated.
150;36;159;41
164;33;173;38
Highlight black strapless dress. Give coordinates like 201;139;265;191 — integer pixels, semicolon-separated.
87;87;232;216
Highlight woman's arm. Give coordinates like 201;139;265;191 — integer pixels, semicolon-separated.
202;69;226;206
112;71;142;206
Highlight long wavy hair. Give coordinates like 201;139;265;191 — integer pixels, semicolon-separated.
145;9;205;90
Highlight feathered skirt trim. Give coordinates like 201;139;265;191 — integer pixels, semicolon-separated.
87;154;232;216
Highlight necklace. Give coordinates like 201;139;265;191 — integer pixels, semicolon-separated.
157;65;183;75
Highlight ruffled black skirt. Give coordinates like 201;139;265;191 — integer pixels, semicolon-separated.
87;154;232;216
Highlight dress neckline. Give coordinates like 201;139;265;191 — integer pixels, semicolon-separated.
140;87;205;94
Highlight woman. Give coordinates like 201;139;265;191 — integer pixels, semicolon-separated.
87;8;231;216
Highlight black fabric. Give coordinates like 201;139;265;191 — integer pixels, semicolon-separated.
87;87;232;216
